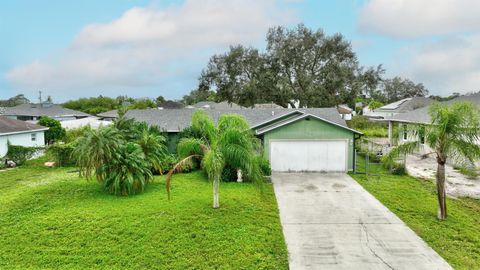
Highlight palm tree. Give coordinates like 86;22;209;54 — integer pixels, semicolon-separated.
137;129;169;174
73;126;124;181
384;102;480;220
166;111;263;208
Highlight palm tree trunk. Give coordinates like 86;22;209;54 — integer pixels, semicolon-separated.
436;161;447;220
213;175;220;209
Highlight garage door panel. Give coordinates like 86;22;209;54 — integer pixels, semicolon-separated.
270;140;347;172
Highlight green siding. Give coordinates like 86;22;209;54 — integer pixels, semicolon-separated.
261;118;355;171
166;132;180;153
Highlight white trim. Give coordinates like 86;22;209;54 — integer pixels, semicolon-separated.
255;113;363;135
250;110;303;129
0;128;48;137
268;139;349;172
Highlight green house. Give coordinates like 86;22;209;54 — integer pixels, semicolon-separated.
126;108;362;173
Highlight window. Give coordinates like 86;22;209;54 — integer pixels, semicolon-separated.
403;126;408;140
31;133;36;142
420;127;425;144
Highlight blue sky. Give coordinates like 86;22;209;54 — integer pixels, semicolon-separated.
1;0;479;102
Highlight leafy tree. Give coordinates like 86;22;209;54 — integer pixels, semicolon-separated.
368;100;384;110
38;116;66;144
166;111;263;208
63;96;118;115
380;77;429;103
127;98;156;110
0;94;30;107
155;96;166;106
182;89;217;105
195;24;383;108
383;102;480;220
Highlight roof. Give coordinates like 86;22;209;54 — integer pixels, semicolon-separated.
387;92;480;124
0;116;48;135
337;105;353;114
2;103;90;118
125;107;359;134
97;109;118;118
192;101;245;109
376;97;432;113
60;117;112;129
254;103;283;109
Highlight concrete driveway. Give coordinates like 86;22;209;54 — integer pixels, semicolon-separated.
272;173;452;270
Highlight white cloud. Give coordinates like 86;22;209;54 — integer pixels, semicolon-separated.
397;35;480;95
7;0;295;100
358;0;480;38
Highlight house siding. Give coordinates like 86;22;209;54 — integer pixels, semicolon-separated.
0;131;46;157
262;118;355;171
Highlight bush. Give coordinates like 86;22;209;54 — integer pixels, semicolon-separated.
258;157;272;176
47;143;76;166
389;163;407;175
221;165;237;182
6;143;41;165
64;126;92;143
38;116;66;144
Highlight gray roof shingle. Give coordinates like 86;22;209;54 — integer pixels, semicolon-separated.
2;103;90;118
0;116;48;134
388;92;480;124
125;107;349;132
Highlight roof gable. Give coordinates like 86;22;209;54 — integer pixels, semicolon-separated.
254;113;362;135
0;116;48;135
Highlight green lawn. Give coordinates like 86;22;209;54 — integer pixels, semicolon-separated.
0;161;288;269
350;160;480;270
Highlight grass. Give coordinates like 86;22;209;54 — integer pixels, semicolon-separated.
0;159;288;269
350;157;480;270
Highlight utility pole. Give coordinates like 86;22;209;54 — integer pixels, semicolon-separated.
39;91;42;106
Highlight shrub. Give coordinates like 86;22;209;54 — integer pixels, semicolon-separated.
64;126;91;143
257;157;272;176
47;143;76;166
38;116;66;144
221;165;237;182
103;142;153;196
6;143;41;165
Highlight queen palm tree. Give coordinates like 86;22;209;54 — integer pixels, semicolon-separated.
384;102;480;220
166;110;263;208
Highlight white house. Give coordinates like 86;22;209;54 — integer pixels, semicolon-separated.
0;116;48;157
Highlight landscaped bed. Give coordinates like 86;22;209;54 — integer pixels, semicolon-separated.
0;160;288;269
351;159;480;270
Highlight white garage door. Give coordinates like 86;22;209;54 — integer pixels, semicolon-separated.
270;140;347;172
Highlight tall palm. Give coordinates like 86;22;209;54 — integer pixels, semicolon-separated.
166;111;263;208
384;102;480;220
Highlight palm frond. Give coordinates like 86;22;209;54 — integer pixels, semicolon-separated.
165;154;202;199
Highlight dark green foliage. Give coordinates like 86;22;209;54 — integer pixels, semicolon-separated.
102;142;153;195
347;115;388;137
6;143;40;165
63;96;118;115
0;94;29;107
38;116;66;144
257;156;272;176
221;165;237;182
47;143;76;167
63;126;92;143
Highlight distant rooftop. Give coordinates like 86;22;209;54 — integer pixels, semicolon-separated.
2;103;90;118
376;97;432;113
191;101;245;109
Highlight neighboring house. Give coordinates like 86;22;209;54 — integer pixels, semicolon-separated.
337;104;353;120
385;92;480;148
125;107;362;173
97;110;119;121
191;101;245;109
0;116;48;157
60;117;112;130
366;97;432;119
2;102;90;121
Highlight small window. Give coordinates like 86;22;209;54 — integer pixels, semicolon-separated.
420;127;425;144
403;126;408;140
31;133;36;141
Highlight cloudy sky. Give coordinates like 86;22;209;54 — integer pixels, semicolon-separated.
1;0;479;102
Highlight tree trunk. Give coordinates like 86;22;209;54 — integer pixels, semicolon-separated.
436;160;447;220
213;175;220;209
